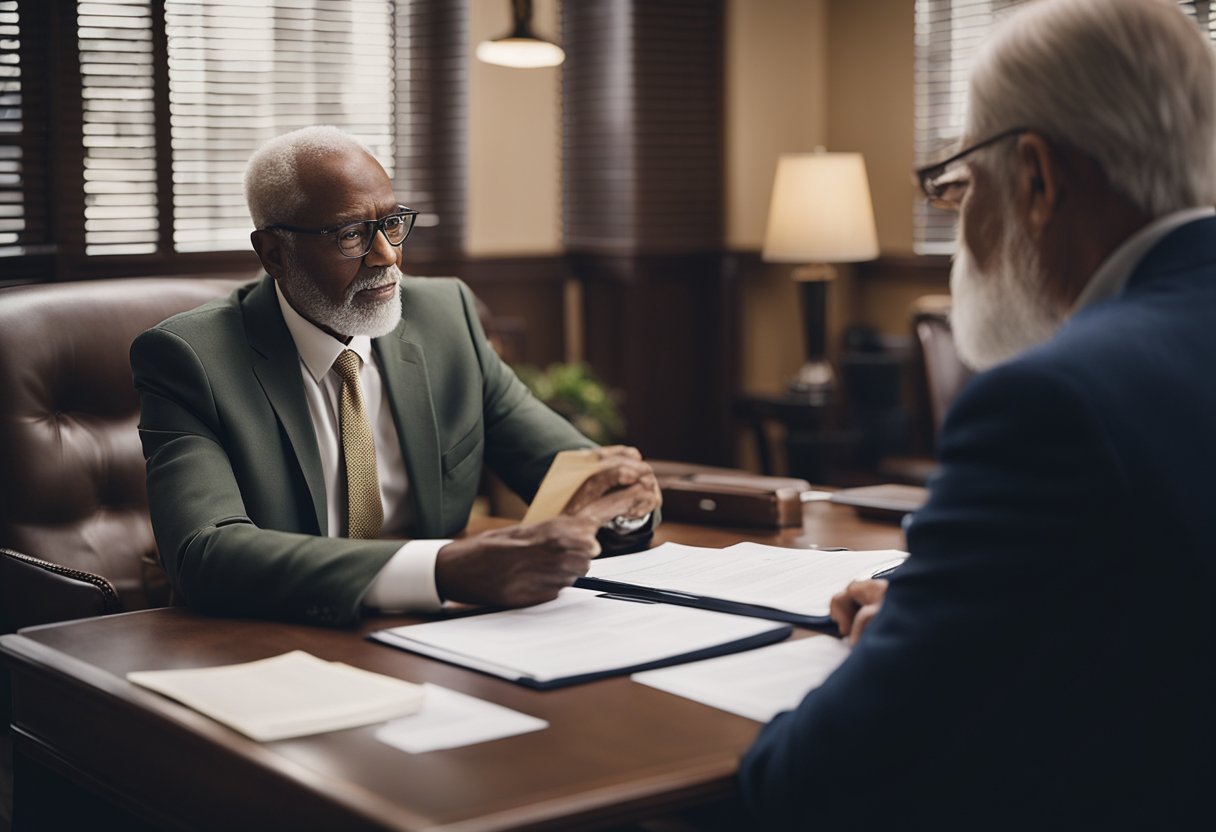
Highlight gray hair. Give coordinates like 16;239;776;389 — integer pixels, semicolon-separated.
243;126;377;229
967;0;1216;217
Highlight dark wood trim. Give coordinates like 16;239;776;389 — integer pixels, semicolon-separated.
572;251;738;465
726;250;952;281
856;254;952;280
149;0;174;258
405;254;573;285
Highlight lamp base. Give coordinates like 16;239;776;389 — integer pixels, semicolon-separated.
787;357;835;402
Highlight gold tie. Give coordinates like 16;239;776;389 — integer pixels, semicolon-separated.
333;349;383;539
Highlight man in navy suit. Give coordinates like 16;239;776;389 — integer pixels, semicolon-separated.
740;0;1216;828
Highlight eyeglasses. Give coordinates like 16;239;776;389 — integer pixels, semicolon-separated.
264;205;419;258
914;127;1029;212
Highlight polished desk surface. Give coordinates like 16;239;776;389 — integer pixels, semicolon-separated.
0;503;903;832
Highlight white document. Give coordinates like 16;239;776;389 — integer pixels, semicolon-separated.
585;542;907;618
633;635;851;723
375;684;547;753
372;587;789;687
127;650;425;742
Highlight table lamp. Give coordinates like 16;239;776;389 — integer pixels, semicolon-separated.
762;150;879;399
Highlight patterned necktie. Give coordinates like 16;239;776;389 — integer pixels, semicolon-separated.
332;349;383;539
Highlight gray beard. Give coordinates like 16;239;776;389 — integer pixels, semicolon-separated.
949;210;1064;371
280;260;404;339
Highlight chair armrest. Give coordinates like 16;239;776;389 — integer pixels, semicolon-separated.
0;547;122;632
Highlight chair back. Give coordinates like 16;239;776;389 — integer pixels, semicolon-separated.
911;295;974;440
0;276;245;620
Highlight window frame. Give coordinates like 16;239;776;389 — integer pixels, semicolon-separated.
0;0;465;288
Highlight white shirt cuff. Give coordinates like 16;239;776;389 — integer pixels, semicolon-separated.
362;539;452;614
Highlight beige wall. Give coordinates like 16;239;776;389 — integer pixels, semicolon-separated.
731;0;940;412
726;0;829;396
466;0;562;256
826;0;916;257
826;0;937;342
464;0;935;383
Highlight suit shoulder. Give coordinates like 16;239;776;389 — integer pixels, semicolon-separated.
143;281;250;340
399;275;471;304
134;281;255;361
398;275;476;323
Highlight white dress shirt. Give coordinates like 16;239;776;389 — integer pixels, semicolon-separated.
275;284;447;613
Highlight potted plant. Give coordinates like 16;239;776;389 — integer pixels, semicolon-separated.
514;362;625;445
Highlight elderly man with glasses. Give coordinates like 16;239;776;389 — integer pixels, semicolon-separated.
130;126;659;626
741;0;1216;828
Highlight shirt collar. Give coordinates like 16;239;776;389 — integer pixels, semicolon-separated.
1073;206;1216;313
274;281;373;383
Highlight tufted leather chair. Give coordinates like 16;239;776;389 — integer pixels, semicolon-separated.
0;276;248;633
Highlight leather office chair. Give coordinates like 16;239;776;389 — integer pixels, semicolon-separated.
0;276;246;633
911;294;974;441
875;295;974;486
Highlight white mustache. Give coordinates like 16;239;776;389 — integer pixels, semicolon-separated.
349;265;402;296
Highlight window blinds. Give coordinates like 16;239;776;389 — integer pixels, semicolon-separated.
164;0;396;253
1;0;463;271
79;0;158;256
0;0;24;257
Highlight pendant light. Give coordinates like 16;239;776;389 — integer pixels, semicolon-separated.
476;0;565;69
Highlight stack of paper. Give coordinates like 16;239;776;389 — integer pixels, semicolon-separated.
127;650;425;741
372;587;791;689
578;541;907;627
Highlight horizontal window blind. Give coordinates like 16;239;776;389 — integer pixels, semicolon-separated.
0;0;24;256
0;0;464;275
914;0;1213;254
913;0;1026;255
79;0;158;256
165;0;396;253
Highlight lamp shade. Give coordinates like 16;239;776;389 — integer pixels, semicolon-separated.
476;0;565;68
476;38;565;68
761;152;879;264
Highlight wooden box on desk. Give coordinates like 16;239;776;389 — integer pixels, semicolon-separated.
650;462;810;528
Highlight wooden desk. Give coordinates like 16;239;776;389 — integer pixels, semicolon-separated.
1;504;902;831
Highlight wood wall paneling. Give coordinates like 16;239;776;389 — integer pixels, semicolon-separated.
562;0;731;464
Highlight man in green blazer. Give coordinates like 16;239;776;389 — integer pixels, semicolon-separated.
131;126;659;627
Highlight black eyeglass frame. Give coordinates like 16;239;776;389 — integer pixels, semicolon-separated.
914;126;1029;210
263;205;420;258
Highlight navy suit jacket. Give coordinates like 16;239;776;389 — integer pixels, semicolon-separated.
740;217;1216;830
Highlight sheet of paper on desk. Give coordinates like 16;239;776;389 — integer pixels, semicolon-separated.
126;650;424;742
375;684;547;753
585;542;908;617
372;588;790;688
633;636;851;723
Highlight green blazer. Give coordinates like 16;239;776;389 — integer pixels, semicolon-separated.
131;275;593;625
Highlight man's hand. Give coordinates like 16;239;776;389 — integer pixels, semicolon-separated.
829;578;888;645
435;516;602;608
561;445;662;525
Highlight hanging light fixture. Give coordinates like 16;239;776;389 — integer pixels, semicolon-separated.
476;0;565;68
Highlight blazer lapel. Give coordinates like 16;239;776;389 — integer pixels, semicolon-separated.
374;328;443;537
241;276;328;535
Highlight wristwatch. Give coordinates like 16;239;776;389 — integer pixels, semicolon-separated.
609;512;651;534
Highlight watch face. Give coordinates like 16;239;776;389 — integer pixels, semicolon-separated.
612;514;648;533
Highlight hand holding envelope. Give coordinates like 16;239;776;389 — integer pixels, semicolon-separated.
523;446;660;527
434;447;661;609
